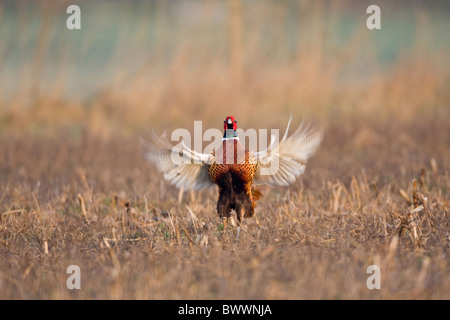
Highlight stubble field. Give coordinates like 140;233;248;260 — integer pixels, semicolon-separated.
0;0;449;299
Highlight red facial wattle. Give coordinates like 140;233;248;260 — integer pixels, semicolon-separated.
224;116;237;131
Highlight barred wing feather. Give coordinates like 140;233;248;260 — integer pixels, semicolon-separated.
254;117;323;187
140;131;214;190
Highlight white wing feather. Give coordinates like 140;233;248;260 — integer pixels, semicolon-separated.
254;117;323;187
140;131;214;190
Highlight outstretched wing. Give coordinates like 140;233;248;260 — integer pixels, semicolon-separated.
140;131;215;190
254;117;323;187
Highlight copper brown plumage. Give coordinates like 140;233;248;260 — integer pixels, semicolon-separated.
141;115;323;227
209;138;259;222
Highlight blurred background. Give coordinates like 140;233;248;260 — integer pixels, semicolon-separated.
0;0;448;137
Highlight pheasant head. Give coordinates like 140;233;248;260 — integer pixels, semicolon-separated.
223;115;238;139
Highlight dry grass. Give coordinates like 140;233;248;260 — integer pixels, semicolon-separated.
0;0;449;299
0;115;448;299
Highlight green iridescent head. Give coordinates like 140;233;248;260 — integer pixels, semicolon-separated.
223;116;238;139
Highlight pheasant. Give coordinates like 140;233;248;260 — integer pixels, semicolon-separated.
141;116;322;228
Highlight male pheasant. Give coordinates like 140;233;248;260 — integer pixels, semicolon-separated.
141;116;322;227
